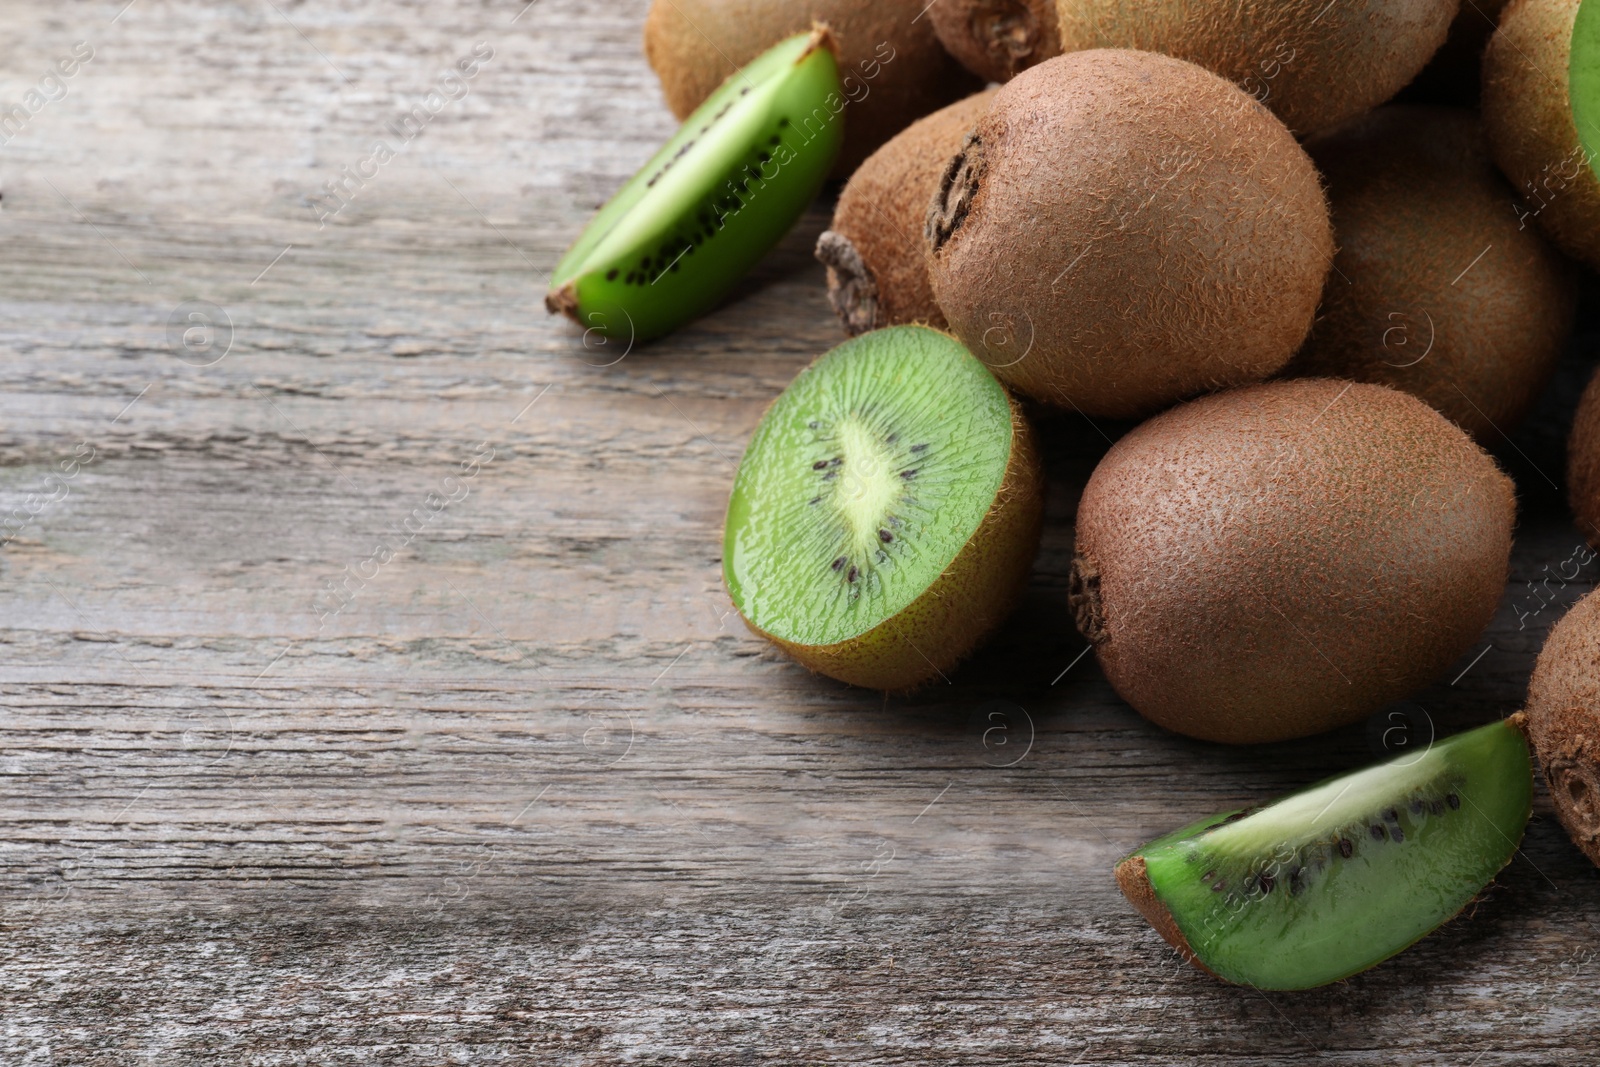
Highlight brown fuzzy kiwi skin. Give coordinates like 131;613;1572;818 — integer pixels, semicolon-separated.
1569;368;1600;544
1053;0;1456;135
1525;590;1600;866
642;0;983;176
1483;0;1600;270
1113;855;1220;981
1291;106;1578;444
925;50;1332;421
817;89;996;335
929;0;1063;83
1072;378;1515;745
746;397;1043;691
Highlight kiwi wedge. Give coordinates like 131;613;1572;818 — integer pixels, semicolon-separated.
723;325;1042;690
1525;588;1600;866
545;29;842;343
1483;0;1600;269
1119;718;1534;990
1053;0;1456;134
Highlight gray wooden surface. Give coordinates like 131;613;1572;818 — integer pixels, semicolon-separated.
2;1;1599;1062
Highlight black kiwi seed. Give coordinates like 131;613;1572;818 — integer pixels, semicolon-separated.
813;460;829;470
809;496;821;505
1391;825;1405;843
1410;799;1425;815
1384;808;1400;824
1201;869;1216;881
1211;879;1226;892
1338;837;1354;858
1447;792;1461;810
911;442;929;452
1370;824;1387;841
846;566;859;583
1288;866;1306;895
831;556;846;572
1257;872;1276;895
878;529;893;543
901;469;917;480
1430;799;1446;816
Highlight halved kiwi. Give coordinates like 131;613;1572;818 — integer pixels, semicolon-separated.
546;29;842;343
1483;0;1600;269
1118;717;1534;990
723;325;1042;690
1053;0;1456;134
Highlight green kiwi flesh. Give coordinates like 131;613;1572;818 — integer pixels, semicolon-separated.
1573;0;1600;166
546;30;842;343
1118;718;1534;990
723;325;1042;690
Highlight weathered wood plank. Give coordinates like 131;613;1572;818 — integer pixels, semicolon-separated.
2;0;1599;1062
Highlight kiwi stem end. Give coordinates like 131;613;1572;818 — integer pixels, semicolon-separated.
816;230;881;335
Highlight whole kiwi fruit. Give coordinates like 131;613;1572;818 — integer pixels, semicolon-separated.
1523;587;1600;867
926;50;1332;420
643;0;982;175
1053;0;1458;134
1483;0;1600;269
1071;378;1516;744
817;89;995;335
1566;366;1600;543
929;0;1063;83
1290;106;1577;443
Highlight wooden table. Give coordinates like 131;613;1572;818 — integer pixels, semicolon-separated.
3;1;1598;1061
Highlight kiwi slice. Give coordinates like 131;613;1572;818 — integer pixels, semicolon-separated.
1118;718;1534;991
723;325;1042;690
1483;0;1600;269
545;29;842;343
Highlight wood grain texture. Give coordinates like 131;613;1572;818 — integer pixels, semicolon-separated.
2;1;1600;1062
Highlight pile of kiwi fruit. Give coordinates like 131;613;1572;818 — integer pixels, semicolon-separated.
549;0;1600;992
